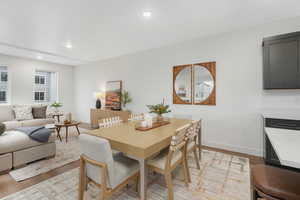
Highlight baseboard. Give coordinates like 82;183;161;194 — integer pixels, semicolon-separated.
203;141;263;157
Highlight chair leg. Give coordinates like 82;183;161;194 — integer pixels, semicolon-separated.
79;158;86;200
193;149;201;170
252;187;258;200
136;175;140;193
164;172;174;200
182;161;190;186
99;188;106;200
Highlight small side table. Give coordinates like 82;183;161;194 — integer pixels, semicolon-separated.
55;121;81;143
52;114;64;122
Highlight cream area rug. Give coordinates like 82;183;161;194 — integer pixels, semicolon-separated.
9;128;85;182
3;149;250;200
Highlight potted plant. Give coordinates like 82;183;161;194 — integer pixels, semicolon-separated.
147;99;171;122
121;91;132;110
51;102;63;113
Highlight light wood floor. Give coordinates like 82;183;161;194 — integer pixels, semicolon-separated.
0;146;263;198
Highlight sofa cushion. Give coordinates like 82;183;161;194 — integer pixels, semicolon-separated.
21;118;55;127
0;130;55;154
3;121;22;130
0;105;14;122
32;106;47;119
12;106;33;121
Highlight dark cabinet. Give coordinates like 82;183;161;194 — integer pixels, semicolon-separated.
263;31;300;89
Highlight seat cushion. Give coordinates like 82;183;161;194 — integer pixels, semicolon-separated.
0;130;55;154
147;149;183;170
3;121;22;130
252;164;300;200
21;118;55;127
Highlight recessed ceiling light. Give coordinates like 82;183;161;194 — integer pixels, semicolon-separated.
143;11;152;18
65;42;73;49
37;55;43;60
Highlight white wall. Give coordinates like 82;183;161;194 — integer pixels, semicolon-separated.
74;16;300;156
0;54;74;113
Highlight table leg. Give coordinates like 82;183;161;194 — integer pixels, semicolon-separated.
56;127;62;142
139;159;147;200
66;127;69;143
76;125;81;135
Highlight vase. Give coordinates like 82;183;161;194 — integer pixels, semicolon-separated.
157;114;164;123
54;107;59;114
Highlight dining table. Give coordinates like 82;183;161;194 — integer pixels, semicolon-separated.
86;117;196;200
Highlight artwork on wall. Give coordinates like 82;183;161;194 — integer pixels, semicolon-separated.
173;62;216;105
105;80;122;110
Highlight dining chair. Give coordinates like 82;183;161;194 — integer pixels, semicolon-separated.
98;116;123;128
185;120;201;183
78;134;140;200
128;113;144;121
147;124;191;200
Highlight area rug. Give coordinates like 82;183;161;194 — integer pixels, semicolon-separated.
3;149;250;200
9;128;85;182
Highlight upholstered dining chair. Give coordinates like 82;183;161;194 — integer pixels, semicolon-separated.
78;134;140;200
185;120;201;182
147;124;191;200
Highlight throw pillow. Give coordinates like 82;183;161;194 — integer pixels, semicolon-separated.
32;106;47;119
0;123;6;135
13;106;33;121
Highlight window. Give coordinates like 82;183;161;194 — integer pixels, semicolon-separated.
0;66;8;103
34;92;45;101
33;71;57;102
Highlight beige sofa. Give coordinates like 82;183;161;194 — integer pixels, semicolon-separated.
0;105;56;172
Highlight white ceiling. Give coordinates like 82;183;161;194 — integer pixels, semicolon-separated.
1;0;300;66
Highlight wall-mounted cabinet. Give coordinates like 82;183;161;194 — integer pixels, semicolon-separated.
263;31;300;89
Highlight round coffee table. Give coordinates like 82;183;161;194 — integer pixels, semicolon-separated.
55;121;81;143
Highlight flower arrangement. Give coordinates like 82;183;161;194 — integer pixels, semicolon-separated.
147;99;171;121
51;102;63;113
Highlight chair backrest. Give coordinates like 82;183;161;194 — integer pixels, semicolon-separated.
165;123;191;168
188;120;201;140
128;113;144;121
79;134;114;187
99;116;123;128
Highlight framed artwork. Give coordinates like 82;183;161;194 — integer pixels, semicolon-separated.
105;80;122;110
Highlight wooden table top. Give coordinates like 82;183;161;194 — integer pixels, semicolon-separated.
86;118;192;159
55;121;80;127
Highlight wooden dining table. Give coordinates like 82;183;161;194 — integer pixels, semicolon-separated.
86;118;194;200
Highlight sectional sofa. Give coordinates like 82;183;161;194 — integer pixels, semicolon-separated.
0;105;56;173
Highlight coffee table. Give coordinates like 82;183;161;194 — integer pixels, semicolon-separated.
55;121;81;143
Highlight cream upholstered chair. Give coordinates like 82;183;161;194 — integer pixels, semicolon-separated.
78;134;139;200
147;124;191;200
98;116;123;128
185;120;201;182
